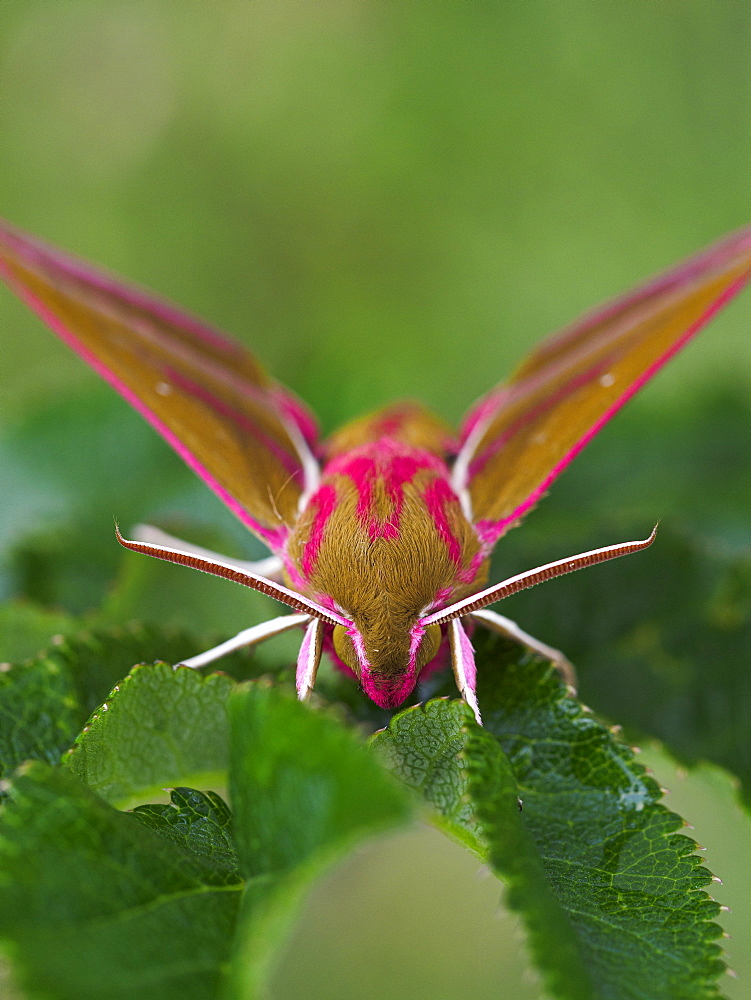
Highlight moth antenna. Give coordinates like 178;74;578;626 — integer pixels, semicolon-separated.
114;523;346;626
131;523;284;579
422;525;658;625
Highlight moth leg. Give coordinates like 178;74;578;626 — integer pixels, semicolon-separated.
131;523;284;579
296;618;324;702
178;613;310;669
448;619;482;725
469;608;577;691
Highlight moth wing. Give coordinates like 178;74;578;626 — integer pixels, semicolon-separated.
0;219;319;550
455;225;751;544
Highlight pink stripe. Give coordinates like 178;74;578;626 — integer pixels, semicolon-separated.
467;355;612;480
359;625;425;709
478;268;751;546
0;266;288;551
459;224;751;458
296;618;322;697
452;619;477;693
460;387;511;444
165;367;303;480
454;549;487;587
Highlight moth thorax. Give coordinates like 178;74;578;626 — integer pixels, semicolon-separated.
332;622;442;675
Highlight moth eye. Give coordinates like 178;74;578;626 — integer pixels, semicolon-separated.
332;625;359;672
416;623;442;670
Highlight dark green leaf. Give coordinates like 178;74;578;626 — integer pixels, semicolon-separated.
225;682;411;998
0;762;241;1000
65;663;234;807
380;633;726;1000
375;700;593;999
132;787;241;886
0;650;79;779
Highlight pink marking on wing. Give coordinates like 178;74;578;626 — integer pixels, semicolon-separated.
300;484;338;575
467;355;612;481
0;267;288;551
460;387;512;445
165;367;303;480
0;222;242;356
270;386;319;449
477;268;751;546
475;519;506;546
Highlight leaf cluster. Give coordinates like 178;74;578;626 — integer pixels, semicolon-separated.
0;624;733;1000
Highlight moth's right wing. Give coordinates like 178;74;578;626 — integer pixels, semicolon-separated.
0;219;320;551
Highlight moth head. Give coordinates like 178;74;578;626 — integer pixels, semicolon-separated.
332;620;443;709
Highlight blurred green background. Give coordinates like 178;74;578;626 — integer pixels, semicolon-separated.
0;2;749;998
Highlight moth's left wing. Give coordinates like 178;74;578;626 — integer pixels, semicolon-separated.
0;219;319;551
455;225;751;545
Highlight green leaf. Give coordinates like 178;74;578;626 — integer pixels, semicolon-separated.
379;633;727;1000
225;682;411;999
0;624;227;781
375;700;593;998
0;762;242;1000
132;787;241;886
638;746;751;993
65;663;235;808
373;698;484;855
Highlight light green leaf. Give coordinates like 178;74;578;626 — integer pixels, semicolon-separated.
375;699;592;998
0;623;232;783
0;651;79;780
373;698;484;854
65;663;235;808
224;681;411;999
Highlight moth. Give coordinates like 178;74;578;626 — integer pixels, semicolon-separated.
1;219;749;722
